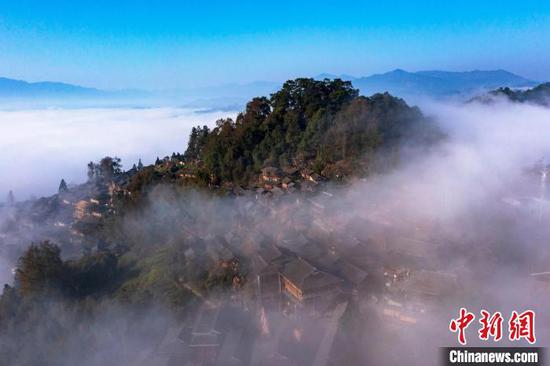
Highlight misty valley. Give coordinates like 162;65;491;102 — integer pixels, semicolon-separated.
1;78;550;366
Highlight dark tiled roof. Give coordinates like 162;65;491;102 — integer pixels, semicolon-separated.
399;270;457;297
258;244;283;263
189;333;221;347
282;258;343;292
333;259;368;285
194;307;220;333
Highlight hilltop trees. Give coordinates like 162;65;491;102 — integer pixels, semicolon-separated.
87;161;95;181
475;82;550;106
184;125;210;162
98;156;122;180
58;179;68;193
87;157;123;182
183;78;434;185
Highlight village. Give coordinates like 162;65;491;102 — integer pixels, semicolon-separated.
126;158;465;366
1;155;549;366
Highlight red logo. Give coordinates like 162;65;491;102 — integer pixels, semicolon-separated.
478;310;503;342
449;308;475;345
449;308;536;345
508;310;536;344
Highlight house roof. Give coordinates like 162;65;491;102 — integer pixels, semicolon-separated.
282;258;343;292
294;242;326;261
258;243;283;263
387;236;436;258
280;233;310;249
189;333;221;347
194;307;221;333
333;259;368;285
282;258;315;285
399;270;457;297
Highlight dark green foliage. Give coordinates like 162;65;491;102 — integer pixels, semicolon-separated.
123;166;170;205
98;156;122;180
66;251;118;297
87;156;123;182
475;82;550;106
114;244;193;307
10;242;119;300
184;125;211;162
186;78;433;185
87;161;95;181
204;259;246;293
15;241;66;297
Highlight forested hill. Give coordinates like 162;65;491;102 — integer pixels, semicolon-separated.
0;78;442;365
181;78;440;187
471;82;550;106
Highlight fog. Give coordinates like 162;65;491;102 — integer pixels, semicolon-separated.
1;98;550;365
0;107;234;200
0;254;10;289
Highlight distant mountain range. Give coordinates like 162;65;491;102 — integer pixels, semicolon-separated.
0;69;541;108
0;77;106;97
0;77;150;101
316;69;537;98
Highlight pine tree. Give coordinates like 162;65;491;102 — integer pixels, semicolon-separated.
137;158;144;170
87;162;96;181
58;179;68;193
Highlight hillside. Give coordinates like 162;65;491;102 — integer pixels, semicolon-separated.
179;78;440;187
471;82;550;106
0;78;444;365
0;78;442;303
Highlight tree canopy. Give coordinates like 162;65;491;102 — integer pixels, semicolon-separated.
183;78;433;185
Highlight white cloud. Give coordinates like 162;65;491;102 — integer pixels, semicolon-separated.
0;107;234;199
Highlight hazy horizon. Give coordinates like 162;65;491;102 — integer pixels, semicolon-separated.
0;107;235;200
0;1;548;90
0;67;545;93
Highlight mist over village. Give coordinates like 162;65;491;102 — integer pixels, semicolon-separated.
1;2;549;366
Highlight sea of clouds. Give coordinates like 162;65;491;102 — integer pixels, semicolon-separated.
0;107;234;200
1;98;550;365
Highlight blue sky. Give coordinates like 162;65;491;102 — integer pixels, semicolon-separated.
0;0;548;89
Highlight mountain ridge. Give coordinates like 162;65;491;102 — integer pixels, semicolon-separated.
316;69;538;98
0;77;105;97
0;69;540;104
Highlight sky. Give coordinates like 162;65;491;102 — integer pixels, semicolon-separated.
0;1;549;89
